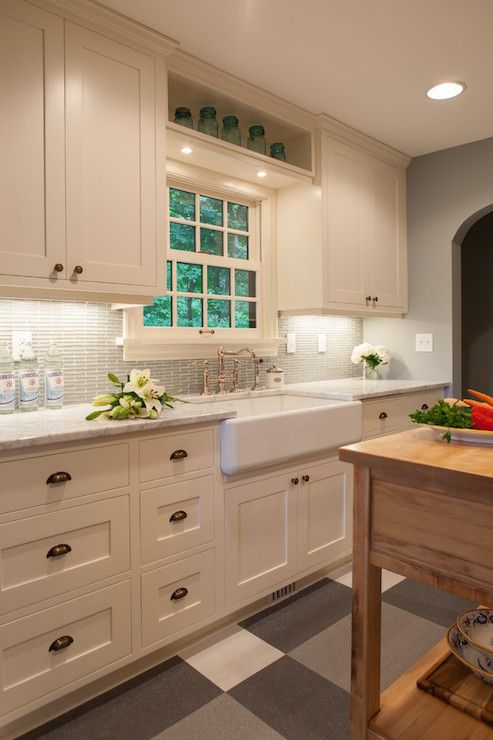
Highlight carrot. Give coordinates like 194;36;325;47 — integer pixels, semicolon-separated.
463;399;491;409
467;389;493;406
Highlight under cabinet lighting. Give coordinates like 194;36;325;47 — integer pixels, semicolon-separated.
256;170;267;178
180;146;193;155
426;81;465;100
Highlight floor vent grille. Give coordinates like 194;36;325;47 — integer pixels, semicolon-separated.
272;583;296;601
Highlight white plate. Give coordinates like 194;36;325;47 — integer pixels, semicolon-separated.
429;426;493;445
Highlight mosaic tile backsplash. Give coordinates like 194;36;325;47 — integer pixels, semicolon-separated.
0;299;363;405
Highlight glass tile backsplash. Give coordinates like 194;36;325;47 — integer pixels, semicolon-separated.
0;299;363;404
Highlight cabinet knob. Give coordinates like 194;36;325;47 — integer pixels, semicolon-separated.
169;510;187;523
49;635;74;652
46;471;72;485
170;449;188;461
291;477;299;486
170;587;188;601
365;296;372;306
53;263;64;273
302;474;310;483
379;411;388;420
73;265;83;275
421;403;429;411
372;296;378;306
46;543;72;559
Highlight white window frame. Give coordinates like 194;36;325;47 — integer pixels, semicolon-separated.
123;168;279;360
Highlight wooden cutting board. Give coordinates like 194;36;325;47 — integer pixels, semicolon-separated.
418;651;493;726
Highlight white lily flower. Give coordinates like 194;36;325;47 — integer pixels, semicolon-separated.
139;382;163;415
123;368;152;394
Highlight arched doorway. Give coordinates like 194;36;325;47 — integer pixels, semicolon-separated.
452;205;493;396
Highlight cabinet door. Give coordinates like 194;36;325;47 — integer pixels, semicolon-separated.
225;474;297;606
366;161;407;309
324;138;369;307
298;459;353;573
65;22;157;287
0;0;65;279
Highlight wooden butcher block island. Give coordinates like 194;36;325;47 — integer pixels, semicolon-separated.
340;428;493;740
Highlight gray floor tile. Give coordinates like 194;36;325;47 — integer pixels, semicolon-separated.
230;655;350;740
290;602;444;692
383;578;475;627
153;693;284;739
240;578;352;652
22;657;222;740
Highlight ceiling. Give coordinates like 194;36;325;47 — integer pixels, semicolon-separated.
99;0;493;157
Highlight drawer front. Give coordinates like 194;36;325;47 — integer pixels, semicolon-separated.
141;550;215;646
362;396;404;438
0;443;129;515
0;497;130;614
0;581;131;715
139;429;215;483
140;476;214;563
402;389;444;429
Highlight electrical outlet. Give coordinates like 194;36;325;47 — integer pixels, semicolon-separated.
415;333;433;352
286;332;296;354
318;334;327;353
12;331;32;361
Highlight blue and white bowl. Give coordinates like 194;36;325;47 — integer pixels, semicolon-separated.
457;608;493;656
447;625;493;685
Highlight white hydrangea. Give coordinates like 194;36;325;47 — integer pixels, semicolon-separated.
351;342;374;365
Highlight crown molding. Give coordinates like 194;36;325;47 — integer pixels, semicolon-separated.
316;113;411;169
29;0;179;56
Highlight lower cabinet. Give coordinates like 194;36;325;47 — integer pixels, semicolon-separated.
224;457;352;607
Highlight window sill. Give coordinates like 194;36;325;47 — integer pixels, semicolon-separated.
122;337;282;361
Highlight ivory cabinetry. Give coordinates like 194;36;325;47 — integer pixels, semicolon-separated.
0;0;174;303
277;134;408;316
361;388;444;440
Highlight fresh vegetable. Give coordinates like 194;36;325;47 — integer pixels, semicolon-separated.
409;399;473;442
471;405;493;431
467;389;493;406
463;399;491;409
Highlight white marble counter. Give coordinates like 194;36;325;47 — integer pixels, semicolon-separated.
285;378;449;401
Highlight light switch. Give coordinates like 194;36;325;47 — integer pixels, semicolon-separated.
318;334;327;353
286;332;296;354
12;331;32;361
415;333;433;352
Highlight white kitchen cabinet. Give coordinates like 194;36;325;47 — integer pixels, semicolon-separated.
0;0;65;279
224;473;298;605
277;135;408;316
297;459;352;573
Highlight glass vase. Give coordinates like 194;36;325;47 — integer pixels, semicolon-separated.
221;115;241;145
174;107;193;129
247;124;266;155
198;107;218;137
270;142;286;161
363;361;381;380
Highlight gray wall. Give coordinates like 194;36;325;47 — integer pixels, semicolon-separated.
365;137;493;392
461;212;493;394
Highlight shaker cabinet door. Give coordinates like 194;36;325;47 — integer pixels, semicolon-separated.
0;0;65;279
65;22;157;287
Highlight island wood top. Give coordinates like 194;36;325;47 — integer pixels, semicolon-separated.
340;427;493;487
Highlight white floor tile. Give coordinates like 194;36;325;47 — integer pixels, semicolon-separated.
179;624;284;691
335;569;405;593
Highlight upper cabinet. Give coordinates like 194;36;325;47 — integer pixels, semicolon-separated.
0;0;175;303
278;133;408;317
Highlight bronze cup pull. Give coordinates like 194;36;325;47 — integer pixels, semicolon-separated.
46;543;72;559
170;587;188;601
170;449;188;461
169;510;187;523
49;635;74;652
46;471;72;485
379;411;388;420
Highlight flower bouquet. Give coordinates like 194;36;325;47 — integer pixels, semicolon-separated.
351;342;391;379
86;369;183;421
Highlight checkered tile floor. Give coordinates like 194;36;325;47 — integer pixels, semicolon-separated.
23;572;474;740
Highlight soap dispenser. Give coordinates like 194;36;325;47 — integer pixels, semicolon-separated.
265;363;284;390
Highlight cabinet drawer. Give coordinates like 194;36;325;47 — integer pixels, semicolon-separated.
0;581;131;715
402;390;444;429
139;429;215;483
141;550;215;646
0;443;129;515
140;477;214;564
362;397;403;438
0;497;130;614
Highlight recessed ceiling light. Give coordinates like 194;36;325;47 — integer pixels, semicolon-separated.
180;146;193;155
256;170;267;178
426;81;465;100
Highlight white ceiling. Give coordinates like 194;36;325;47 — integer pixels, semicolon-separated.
99;0;493;157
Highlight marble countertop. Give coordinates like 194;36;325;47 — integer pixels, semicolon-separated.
0;378;449;452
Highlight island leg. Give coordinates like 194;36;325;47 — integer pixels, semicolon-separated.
350;465;382;739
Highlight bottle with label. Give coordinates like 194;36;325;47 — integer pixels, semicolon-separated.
44;340;64;409
19;341;39;412
0;341;16;414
